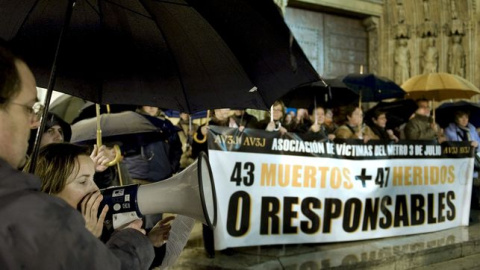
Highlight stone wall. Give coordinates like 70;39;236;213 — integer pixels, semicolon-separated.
278;0;479;99
284;8;368;79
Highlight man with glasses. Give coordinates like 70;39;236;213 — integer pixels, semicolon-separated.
0;40;155;268
404;98;445;142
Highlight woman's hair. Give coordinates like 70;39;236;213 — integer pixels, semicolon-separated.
371;109;386;120
454;110;469;119
309;106;325;115
271;100;286;121
24;143;90;194
273;100;286;114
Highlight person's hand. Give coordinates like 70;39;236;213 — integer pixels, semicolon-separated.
148;216;175;247
90;145;116;172
266;121;276;131
80;191;108;238
279;126;288;135
229;118;238;128
437;130;447;143
238;125;245;132
363;135;372;143
328;134;336;141
471;141;479;148
124;219;146;235
310;123;320;133
201;125;209;136
387;129;399;142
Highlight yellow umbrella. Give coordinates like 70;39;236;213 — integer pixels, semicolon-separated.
401;73;480;100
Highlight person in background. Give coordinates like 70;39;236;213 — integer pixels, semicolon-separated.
324;108;338;135
28;112;71;151
291;108;309;131
25;111;119;186
256;100;289;135
366;110;399;142
192;108;233;159
296;106;335;141
444;110;480;209
284;113;294;128
335;104;373;143
121;106;182;244
124;105;182;184
176;112;198;170
404;98;445;142
0;39;154;269
231;109;258;131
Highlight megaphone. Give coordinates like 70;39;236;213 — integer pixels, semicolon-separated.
100;152;217;230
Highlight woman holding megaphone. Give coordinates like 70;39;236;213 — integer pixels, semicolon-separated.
24;143;174;268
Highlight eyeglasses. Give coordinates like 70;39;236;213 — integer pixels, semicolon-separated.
8;101;45;123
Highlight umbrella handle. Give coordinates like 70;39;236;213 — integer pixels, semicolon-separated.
193;110;210;144
193;130;207;144
106;145;122;167
96;104;102;147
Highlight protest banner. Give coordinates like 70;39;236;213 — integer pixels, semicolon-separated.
207;126;474;250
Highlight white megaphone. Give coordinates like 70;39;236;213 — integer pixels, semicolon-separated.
100;152;217;230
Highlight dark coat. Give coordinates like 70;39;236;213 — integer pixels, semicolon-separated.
230;112;258;129
122;116;182;182
404;113;437;140
0;158;154;269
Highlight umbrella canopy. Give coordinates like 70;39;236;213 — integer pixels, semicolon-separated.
71;103;138;124
49;94;88;124
1;0;318;113
71;111;168;150
401;73;480;101
435;101;480;128
341;73;405;102
365;99;418;130
281;79;359;108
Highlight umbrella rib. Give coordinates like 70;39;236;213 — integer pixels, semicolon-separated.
138;0;192;113
103;0;154;19
14;0;41;39
103;0;189;20
85;0;100;15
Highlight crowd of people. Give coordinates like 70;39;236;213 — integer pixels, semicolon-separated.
1;37;480;269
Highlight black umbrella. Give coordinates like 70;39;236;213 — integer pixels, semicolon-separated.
1;0;318;113
365;99;418;130
341;73;405;102
281;79;359;108
2;0;318;170
435;101;480;128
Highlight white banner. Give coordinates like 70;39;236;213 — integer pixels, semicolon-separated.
207;127;474;250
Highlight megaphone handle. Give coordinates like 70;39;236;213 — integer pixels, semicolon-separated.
100;184;142;229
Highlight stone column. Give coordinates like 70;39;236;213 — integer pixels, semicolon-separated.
363;16;379;74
